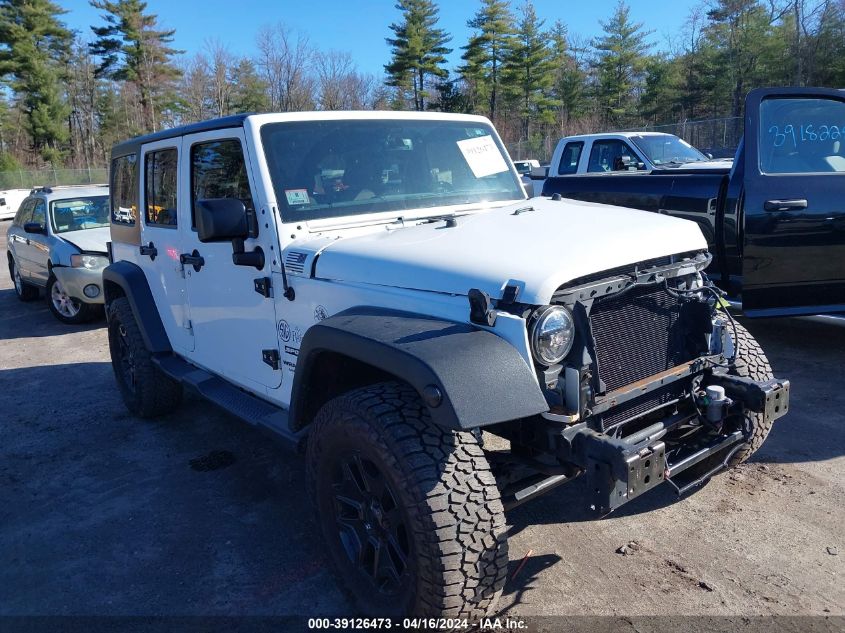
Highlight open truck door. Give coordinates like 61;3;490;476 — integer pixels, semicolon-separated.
742;87;845;316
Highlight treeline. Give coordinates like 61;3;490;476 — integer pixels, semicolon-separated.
0;0;844;171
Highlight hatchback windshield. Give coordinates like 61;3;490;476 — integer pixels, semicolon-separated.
50;196;110;233
630;135;708;166
261;120;524;221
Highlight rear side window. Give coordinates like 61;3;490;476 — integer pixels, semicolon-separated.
588;140;639;173
13;199;34;226
190;139;254;227
760;97;845;174
111;154;138;225
144;148;178;227
558;142;583;175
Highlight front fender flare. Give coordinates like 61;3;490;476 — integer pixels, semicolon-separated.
102;261;171;354
290;307;549;430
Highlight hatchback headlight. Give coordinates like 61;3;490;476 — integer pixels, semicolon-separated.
529;305;575;365
70;254;108;270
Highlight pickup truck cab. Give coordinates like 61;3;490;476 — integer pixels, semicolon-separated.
550;131;731;174
543;87;845;317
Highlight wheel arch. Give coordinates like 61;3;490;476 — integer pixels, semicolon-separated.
102;260;171;354
289;307;548;432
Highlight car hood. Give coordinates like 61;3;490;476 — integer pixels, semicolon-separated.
311;197;707;305
59;226;110;253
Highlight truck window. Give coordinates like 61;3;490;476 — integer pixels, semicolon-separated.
111;154;138;225
557;142;583;175
760;97;845;174
587;140;639;173
144;148;178;227
190;139;254;228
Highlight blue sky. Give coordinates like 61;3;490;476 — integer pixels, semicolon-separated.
61;0;700;75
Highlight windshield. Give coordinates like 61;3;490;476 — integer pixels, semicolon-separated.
50;196;110;233
630;135;708;166
261;119;524;222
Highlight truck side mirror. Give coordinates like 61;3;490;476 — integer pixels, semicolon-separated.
195;198;249;243
529;166;548;180
23;222;46;234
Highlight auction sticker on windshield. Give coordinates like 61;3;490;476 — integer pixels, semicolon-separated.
457;135;509;178
285;189;310;205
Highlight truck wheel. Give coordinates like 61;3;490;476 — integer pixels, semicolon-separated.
306;381;508;620
107;297;182;418
9;257;38;301
47;274;98;324
725;319;775;466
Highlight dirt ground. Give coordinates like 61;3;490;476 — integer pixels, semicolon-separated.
1;219;843;620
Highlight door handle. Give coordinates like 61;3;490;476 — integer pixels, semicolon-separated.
139;241;157;260
764;199;807;212
180;250;205;272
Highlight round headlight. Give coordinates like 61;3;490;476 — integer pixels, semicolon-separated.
529;305;575;365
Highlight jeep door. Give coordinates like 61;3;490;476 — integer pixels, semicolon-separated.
742;87;845;315
139;139;194;353
179;128;281;391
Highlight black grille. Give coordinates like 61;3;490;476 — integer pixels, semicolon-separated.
589;284;692;392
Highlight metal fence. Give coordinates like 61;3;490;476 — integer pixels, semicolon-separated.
0;168;108;191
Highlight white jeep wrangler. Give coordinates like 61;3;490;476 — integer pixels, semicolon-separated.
103;112;789;620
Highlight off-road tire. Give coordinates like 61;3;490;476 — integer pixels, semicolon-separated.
306;381;508;620
725;318;775;466
8;257;39;301
46;274;99;324
107;296;182;418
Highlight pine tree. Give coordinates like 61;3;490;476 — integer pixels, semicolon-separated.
230;58;270;114
0;0;72;164
548;21;588;127
384;0;451;111
502;1;555;141
592;0;653;127
89;0;183;132
460;0;514;122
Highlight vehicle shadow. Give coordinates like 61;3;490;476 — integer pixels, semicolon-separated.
0;288;104;340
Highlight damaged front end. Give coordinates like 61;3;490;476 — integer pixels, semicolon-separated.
494;251;790;513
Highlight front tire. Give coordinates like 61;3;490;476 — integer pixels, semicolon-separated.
306;382;508;620
9;257;38;301
726;319;775;466
47;274;98;324
107;297;182;418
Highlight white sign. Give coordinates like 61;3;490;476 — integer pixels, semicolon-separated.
456;135;509;178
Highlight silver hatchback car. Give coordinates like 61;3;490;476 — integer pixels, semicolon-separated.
6;185;110;324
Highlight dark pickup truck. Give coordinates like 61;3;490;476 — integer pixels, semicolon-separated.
541;87;845;317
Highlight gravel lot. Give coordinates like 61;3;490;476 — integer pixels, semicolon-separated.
1;219;843;620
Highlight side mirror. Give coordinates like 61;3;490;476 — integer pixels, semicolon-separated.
195;198;249;243
23;222;46;234
706;152;714;160
529;166;548;180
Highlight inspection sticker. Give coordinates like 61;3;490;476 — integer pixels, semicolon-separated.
285;189;310;205
456;135;509;178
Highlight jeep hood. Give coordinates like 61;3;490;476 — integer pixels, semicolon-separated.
59;226;110;253
311;198;707;305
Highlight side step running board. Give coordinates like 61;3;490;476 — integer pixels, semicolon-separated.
153;354;305;449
